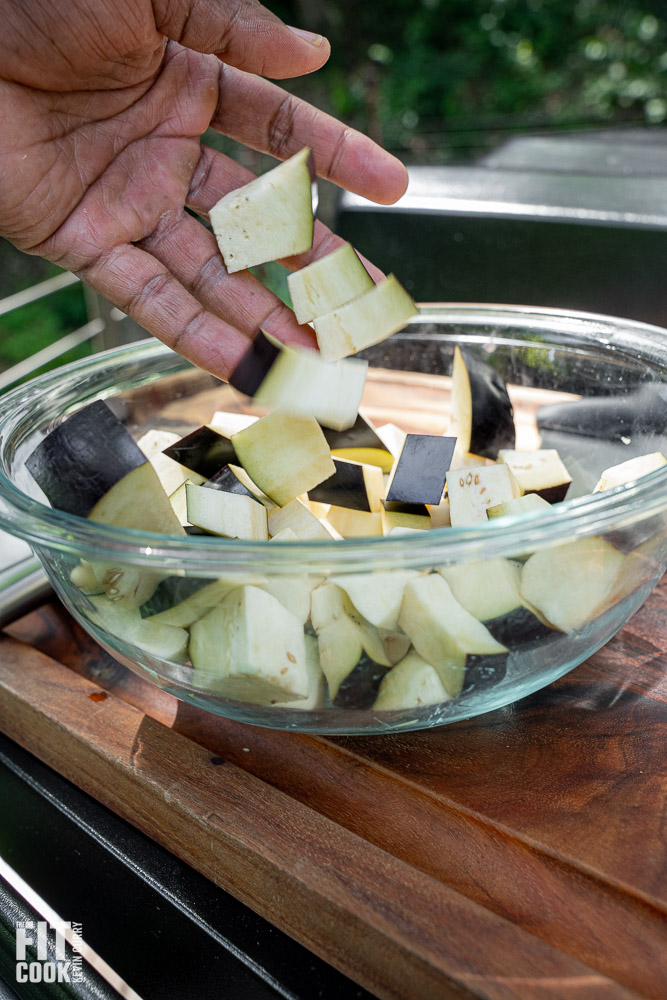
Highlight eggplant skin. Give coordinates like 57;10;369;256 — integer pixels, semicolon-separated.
163;426;237;479
333;656;390;709
461;652;508;694
482;607;555;648
204;465;261;503
229;330;281;397
26;400;147;518
462;349;516;459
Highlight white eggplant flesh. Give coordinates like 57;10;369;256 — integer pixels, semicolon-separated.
190;586;309;703
520;537;627;633
373;651;450;712
185;483;268;540
446;464;519;526
287;242;374;324
232;411;335;507
313;275;417;363
209;147;314;273
398;574;507;696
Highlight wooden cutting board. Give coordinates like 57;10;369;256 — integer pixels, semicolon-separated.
0;575;665;1000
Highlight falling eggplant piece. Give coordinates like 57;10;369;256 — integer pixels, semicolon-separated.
287;242;374;324
229;330;367;432
209;147;315;273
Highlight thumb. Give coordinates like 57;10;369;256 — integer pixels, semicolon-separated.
152;0;330;79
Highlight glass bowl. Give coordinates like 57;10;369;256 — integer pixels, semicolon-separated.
0;304;665;734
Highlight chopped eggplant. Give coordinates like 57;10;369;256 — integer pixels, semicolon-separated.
203;464;263;501
136;429;192;497
487;493;552;519
26;401;149;519
268;498;337;541
385;434;457;508
209;147;314;273
593;452;667;492
446;464;519;526
280;635;326;710
146;576;257;627
438;559;555;647
520;537;627;633
330;570;419;630
323;413;394;473
311;583;400;702
309;458;384;512
325;506;383;537
398;574;508;696
190;585;309;703
88;596;189;661
373;651;450;712
232;411;335;507
380;508;431;533
287;242;374;324
230;330;367;432
185;483;268;540
163;426;237;480
498;449;572;503
313;275;418;363
449;346;515;459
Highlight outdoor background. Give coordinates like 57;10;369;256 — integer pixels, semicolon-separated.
1;0;666;378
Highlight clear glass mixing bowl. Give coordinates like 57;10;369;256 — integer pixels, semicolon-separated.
0;305;665;733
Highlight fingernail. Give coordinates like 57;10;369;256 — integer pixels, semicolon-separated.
288;25;325;46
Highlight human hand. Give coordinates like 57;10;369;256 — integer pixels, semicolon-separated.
0;0;408;378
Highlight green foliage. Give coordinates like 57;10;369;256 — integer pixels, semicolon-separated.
274;0;666;159
0;246;89;381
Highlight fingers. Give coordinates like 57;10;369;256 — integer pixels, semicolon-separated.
152;0;331;80
211;65;408;205
138;209;316;348
78;243;252;380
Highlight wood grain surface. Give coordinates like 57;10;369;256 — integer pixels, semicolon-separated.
2;575;665;1000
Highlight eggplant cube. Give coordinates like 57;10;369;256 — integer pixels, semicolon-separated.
438;559;554;647
487;493;552;520
26;400;147;518
209;147;314;273
520;537;627;633
385;434;457;508
185;483;268;540
268;498;337;541
232;411;335;507
190;586;309;704
374;651;450;712
309;458;384;512
313;275;417;363
398;574;507;696
446;464;519;526
325;506;383;538
323;413;394;473
287;242;374;324
498;449;572;504
163;425;237;480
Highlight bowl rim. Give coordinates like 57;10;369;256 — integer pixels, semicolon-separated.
0;302;665;574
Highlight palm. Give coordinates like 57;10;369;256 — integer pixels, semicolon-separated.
0;0;407;377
